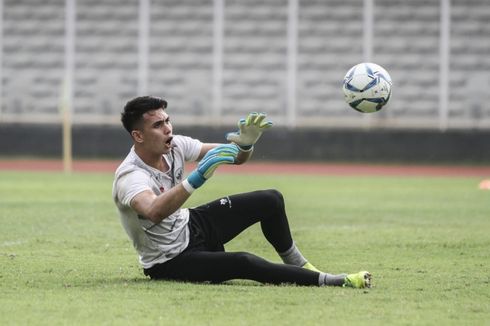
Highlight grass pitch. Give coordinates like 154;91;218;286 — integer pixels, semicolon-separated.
0;170;489;325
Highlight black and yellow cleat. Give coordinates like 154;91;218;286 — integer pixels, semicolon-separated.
343;271;372;288
302;262;322;273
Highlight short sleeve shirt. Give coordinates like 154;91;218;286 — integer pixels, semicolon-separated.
112;135;202;269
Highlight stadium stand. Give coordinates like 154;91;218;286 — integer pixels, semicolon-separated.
1;0;489;129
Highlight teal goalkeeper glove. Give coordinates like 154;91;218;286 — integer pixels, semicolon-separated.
226;112;273;151
183;144;239;192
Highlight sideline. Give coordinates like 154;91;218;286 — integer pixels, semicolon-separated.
0;159;489;177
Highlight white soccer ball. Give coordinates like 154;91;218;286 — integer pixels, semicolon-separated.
342;62;393;113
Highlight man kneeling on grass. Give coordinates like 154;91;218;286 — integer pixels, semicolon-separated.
112;95;371;288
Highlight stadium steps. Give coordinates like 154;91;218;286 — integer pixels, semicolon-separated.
1;0;489;127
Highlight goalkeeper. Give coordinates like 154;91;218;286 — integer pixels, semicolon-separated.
112;95;370;288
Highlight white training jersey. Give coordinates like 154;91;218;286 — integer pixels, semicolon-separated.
112;135;202;269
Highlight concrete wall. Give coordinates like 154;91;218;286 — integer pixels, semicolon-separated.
1;123;489;163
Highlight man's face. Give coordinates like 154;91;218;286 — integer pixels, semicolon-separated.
132;108;173;154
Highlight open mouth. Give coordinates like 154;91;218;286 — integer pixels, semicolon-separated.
165;137;174;147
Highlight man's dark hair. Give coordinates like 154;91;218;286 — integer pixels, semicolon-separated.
121;96;168;133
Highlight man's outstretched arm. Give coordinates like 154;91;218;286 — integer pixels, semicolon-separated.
131;144;239;224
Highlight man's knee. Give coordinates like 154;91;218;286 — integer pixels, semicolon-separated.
232;252;265;269
261;189;285;211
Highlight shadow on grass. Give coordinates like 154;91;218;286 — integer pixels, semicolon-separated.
69;276;294;289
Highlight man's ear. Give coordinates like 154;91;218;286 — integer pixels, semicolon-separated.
131;129;144;143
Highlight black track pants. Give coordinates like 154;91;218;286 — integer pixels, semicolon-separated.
144;189;320;286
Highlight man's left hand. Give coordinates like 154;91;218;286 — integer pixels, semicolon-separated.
226;112;273;150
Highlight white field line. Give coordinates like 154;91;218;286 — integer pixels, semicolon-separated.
0;240;28;247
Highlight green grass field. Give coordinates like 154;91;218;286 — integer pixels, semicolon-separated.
1;170;489;325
